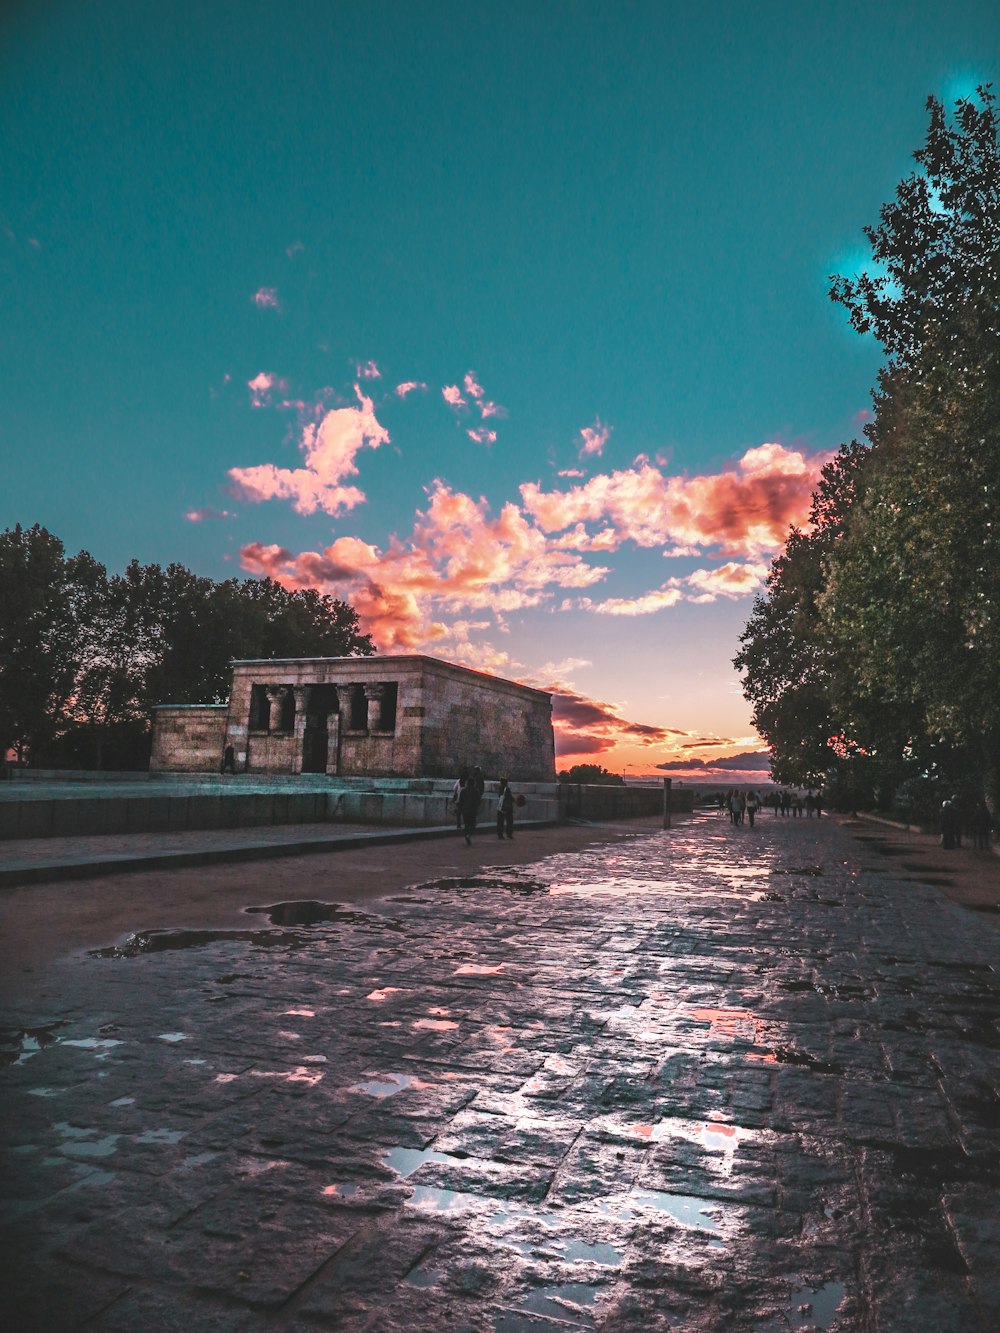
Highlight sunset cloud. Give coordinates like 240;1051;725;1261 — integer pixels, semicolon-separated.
446;371;505;422
521;442;830;557
184;507;235;522
467;426;497;446
396;381;427;398
247;371;287;408
252;287;280;309
442;384;466;409
548;686;687;760
355;360;381;380
229;387;389;516
239;480;608;650
579;418;611;457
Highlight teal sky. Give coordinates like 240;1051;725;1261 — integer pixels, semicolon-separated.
2;1;996;772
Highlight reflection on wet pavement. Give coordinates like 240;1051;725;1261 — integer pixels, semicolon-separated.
3;811;1000;1329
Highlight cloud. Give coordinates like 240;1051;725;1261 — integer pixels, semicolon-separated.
239;480;609;650
355;360;381;380
396;381;427;398
548;686;687;760
656;750;771;772
682;561;769;601
247;372;288;408
579;418;611;458
444;371;505;423
285;241;304;259
521;442;831;558
252;287;280;310
185;507;235;522
570;560;767;617
229;387;390;516
558;468;585;478
467;427;497;446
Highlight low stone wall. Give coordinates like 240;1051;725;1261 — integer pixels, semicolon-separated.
557;783;693;820
149;705;228;773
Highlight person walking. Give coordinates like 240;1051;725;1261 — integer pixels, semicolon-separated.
746;789;759;828
497;778;515;839
458;777;480;845
450;766;469;830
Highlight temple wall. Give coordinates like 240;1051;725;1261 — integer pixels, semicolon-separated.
149;705;228;773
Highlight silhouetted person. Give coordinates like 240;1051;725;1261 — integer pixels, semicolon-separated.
940;800;961;850
746;790;759;827
450;766;469;830
497;778;514;839
458;777;481;845
221;743;236;775
971;800;993;851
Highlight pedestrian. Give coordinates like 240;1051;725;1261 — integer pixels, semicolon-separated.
497;778;515;839
746;789;759;828
805;792;815;818
220;743;236;775
450;766;469;830
971;800;993;851
815;791;823;818
941;799;961;850
459;766;485;845
781;790;790;817
728;789;741;825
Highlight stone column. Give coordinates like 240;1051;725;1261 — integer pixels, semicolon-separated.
264;686;288;733
292;686;311;774
364;683;386;731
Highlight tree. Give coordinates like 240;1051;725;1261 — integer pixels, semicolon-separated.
557;764;625;785
830;85;999;368
0;525;90;762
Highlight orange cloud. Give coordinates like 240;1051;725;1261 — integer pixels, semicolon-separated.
579;418;611;457
521;443;830;557
547;686;688;761
239;481;609;651
228;387;389;517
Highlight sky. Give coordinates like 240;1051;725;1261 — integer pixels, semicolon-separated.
2;1;996;778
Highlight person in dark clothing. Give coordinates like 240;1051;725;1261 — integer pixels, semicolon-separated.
221;743;236;775
970;800;992;851
457;766;484;845
940;800;961;849
497;779;514;839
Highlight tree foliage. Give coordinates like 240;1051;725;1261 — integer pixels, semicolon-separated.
557;763;625;785
0;525;374;767
737;87;1000;810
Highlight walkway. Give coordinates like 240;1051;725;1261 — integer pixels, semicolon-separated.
2;813;999;1330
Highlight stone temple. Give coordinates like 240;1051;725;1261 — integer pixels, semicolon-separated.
150;654;555;782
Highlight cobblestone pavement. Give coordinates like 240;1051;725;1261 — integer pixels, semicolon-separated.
2;813;999;1331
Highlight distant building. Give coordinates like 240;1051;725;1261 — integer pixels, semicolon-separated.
150;654;555;781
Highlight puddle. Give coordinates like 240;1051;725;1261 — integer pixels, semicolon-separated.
284;1008;316;1017
109;1097;135;1108
413;1018;460;1031
157;1032;189;1043
60;1038;123;1059
756;1280;845;1330
322;1181;360;1198
384;1146;460;1177
91;928;293;957
367;987;404;1002
0;1023;67;1068
453;963;504;976
516;1282;599;1323
134;1128;185;1145
628;1188;724;1233
54;1124;120;1159
350;1073;425;1098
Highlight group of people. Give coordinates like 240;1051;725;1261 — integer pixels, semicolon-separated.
450;766;518;845
942;798;994;851
719;788;824;826
724;789;761;827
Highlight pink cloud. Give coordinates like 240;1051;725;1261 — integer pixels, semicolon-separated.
395;381;427;398
447;371;505;422
579;418;611;457
521;442;831;558
683;561;769;601
558;468;585;479
185;507;235;522
467;427;497;446
463;371;485;400
238;480;608;651
247;372;288;408
442;385;466;409
252;287;280;310
570;561;768;617
355;360;381;380
229;387;389;516
549;687;684;761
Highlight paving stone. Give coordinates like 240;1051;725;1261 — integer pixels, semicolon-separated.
3;812;999;1328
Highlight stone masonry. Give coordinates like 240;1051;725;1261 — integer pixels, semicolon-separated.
150;655;555;782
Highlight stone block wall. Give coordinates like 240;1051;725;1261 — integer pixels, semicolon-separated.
150;706;228;773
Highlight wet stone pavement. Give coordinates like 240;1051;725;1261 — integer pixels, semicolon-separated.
2;813;999;1331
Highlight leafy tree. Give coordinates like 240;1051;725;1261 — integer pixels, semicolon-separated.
0;525;374;767
0;525;89;762
830;85;999;368
557;764;625;785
